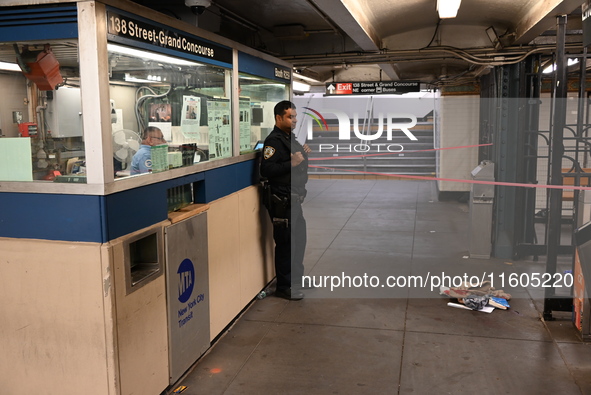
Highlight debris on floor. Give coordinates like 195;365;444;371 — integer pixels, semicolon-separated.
440;281;512;300
489;296;510;310
463;294;489;310
440;281;511;312
447;302;494;313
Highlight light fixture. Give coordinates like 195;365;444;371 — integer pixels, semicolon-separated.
0;61;22;72
293;80;310;93
107;44;196;66
124;73;154;83
437;0;462;19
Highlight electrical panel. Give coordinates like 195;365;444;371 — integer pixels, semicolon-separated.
45;87;83;138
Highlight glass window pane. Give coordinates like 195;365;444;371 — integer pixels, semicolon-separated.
108;43;233;178
0;40;86;183
238;73;289;153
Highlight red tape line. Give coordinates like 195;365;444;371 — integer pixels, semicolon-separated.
309;165;591;191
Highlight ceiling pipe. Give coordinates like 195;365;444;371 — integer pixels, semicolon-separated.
283;43;583;68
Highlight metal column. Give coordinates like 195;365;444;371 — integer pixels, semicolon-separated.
517;56;542;257
492;64;522;259
544;15;569;320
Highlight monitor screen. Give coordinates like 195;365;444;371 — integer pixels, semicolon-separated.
253;140;264;151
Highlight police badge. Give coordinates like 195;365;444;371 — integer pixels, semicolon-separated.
263;146;275;159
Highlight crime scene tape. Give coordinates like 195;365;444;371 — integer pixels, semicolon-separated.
308;165;591;191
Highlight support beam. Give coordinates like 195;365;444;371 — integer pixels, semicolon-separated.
311;0;399;80
512;0;582;45
492;63;522;259
377;63;400;81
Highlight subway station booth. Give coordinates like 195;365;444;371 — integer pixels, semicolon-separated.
4;0;591;394
0;1;291;393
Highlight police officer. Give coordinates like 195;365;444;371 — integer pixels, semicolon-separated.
261;100;310;300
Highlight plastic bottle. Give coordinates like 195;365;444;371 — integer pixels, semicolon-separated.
256;290;267;300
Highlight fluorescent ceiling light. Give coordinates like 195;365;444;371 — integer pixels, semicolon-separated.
107;43;196;66
0;61;21;72
437;0;462;19
401;90;434;98
293;80;310;92
124;73;154;83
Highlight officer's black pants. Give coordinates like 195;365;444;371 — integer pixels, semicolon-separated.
271;199;306;291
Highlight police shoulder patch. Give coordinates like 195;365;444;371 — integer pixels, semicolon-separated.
263;146;275;159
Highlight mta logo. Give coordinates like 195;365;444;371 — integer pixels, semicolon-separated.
302;107;418;141
177;258;195;303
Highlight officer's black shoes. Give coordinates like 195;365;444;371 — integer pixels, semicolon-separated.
275;288;304;300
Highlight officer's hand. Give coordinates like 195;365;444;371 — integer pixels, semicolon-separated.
291;152;304;167
303;144;312;154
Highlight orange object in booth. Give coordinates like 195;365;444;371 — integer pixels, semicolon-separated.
18;44;63;91
42;169;62;181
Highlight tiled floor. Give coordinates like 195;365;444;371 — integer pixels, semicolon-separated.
170;179;591;395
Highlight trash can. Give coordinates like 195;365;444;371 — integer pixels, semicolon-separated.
469;161;495;259
165;211;210;384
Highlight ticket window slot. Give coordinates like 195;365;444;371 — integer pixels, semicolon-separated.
123;229;164;294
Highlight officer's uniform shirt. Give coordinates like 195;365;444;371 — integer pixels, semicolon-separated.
260;126;308;197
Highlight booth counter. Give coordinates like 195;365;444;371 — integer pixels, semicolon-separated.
0;0;283;393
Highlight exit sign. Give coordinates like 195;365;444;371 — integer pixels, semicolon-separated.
325;81;420;95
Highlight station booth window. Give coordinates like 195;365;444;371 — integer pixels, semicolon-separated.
0;41;85;182
0;5;292;189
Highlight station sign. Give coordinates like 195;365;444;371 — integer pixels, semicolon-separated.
325;81;420;96
106;9;233;64
274;67;291;81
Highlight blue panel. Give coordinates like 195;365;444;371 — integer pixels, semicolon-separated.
236;160;257;190
0;160;256;242
238;51;291;82
195;160;258;203
0;5;77;17
104;183;168;241
0;24;78;41
0;5;78;41
0;17;76;25
200;165;238;203
0;193;104;242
